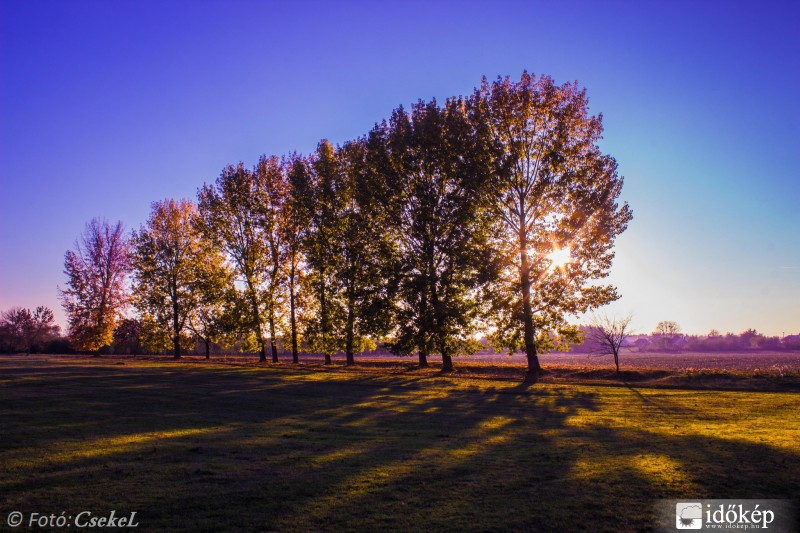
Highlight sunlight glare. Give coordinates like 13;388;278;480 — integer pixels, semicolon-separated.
548;247;572;269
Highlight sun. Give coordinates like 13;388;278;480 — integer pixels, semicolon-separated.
547;247;572;269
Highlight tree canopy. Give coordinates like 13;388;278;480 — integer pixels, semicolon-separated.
197;162;285;362
60;218;130;352
0;306;59;354
57;72;633;373
475;72;632;376
377;98;497;370
131;198;223;359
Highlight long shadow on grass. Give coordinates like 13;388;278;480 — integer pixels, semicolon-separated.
260;382;800;532
2;360;798;532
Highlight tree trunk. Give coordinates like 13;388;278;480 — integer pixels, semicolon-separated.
614;350;620;373
205;338;211;359
320;271;332;365
172;296;181;360
269;258;280;363
441;354;453;372
418;348;428;368
171;283;180;359
289;260;298;364
345;288;355;366
247;282;267;363
519;229;540;376
417;287;430;368
269;306;278;363
418;290;429;368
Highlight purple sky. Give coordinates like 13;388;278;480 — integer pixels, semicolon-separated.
1;0;798;336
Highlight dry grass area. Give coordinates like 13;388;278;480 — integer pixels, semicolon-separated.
1;355;799;531
73;351;800;391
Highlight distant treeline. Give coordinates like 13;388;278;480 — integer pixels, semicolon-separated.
3;310;797;356
567;326;800;353
0;306;67;354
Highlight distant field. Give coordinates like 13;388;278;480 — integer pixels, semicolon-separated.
1;356;799;532
538;350;800;371
294;349;800;372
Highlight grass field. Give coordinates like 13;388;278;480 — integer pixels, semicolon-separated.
1;356;799;532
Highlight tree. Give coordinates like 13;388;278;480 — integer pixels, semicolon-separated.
185;245;236;360
254;155;288;363
379;98;496;371
131;199;209;359
138;315;174;354
285;154;311;364
112;317;142;355
197;162;284;362
652;320;681;351
60;218;130;352
653;320;681;350
0;306;59;354
475;72;632;377
0;307;32;353
589;313;633;373
335;138;397;365
298;141;347;365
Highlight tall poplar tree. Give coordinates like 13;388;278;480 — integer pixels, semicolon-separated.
198;164;273;361
298;141;345;364
254;155;288;363
474;71;632;377
379;98;495;371
285;154;313;364
336;138;396;365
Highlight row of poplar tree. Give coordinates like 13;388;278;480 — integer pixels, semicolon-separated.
60;72;632;375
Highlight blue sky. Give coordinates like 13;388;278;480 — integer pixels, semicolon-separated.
1;0;798;336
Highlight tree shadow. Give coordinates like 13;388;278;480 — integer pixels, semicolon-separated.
2;358;798;532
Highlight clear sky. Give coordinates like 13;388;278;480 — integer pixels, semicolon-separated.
1;0;798;337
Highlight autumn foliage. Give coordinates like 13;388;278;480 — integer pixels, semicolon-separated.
58;72;634;370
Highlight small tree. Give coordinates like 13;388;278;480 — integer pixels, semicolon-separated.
186;244;236;360
653;320;681;351
112;318;142;355
590;314;633;373
0;306;60;354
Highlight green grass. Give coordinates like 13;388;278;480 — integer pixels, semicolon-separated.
1;356;798;532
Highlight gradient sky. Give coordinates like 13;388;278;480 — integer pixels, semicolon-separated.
1;0;798;336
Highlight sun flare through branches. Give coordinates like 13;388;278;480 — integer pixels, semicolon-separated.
547;247;572;270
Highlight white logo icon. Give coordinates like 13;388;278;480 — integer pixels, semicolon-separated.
676;502;703;529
